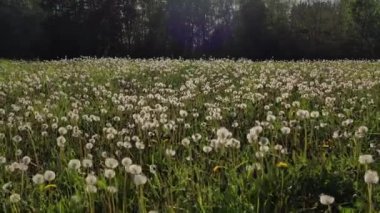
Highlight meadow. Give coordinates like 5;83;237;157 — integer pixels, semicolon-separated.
0;59;379;212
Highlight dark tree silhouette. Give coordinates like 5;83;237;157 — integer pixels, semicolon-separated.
0;0;379;59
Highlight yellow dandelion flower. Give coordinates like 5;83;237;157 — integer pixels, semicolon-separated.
276;162;288;169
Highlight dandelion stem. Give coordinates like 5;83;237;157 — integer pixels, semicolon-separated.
280;170;284;210
21;172;24;195
138;186;146;213
123;174;127;213
88;193;94;213
28;130;39;166
368;183;373;213
303;123;307;161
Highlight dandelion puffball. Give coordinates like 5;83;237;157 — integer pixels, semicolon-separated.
68;159;81;170
82;159;93;168
44;170;56;182
127;164;142;175
32;174;45;184
105;158;119;169
21;156;31;165
85;174;98;185
359;154;374;165
280;127;291;135
9;193;21;203
133;174;148;186
85;184;97;193
107;186;118;194
319;194;335;205
364;170;379;184
181;138;190;146
121;157;132;167
104;169;116;179
202;146;212;153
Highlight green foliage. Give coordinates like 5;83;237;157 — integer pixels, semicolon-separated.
1;0;380;59
0;59;380;212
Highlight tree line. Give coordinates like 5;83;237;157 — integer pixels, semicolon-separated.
1;0;380;60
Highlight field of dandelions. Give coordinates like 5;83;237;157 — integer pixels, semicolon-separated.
0;59;380;212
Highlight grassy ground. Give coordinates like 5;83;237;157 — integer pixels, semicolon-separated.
0;59;380;212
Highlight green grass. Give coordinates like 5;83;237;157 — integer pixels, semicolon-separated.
0;59;380;212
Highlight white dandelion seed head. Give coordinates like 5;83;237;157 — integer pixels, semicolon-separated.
68;159;81;170
266;114;276;122
6;163;16;173
358;126;369;134
179;110;188;117
18;163;28;171
149;165;157;174
105;158;119;169
32;174;45;184
12;135;22;143
85;174;98;185
251;126;263;135
246;132;258;144
21;156;31;165
44;170;56;181
255;151;265;158
15;149;22;156
58;127;68;135
121;157;132;167
56;136;66;147
280;126;291;135
296;109;310;120
259;145;269;152
9;193;21;203
365;170;379;184
216;127;232;140
85;184;97;193
165;149;176;157
0;156;6;164
319;194;334;205
359;154;374;165
82;159;93;168
127;164;142;175
85;143;94;150
135;141;145;150
106;186;118;194
310;111;320;118
355;126;369;138
181;138;191;146
104;169;116;179
192;133;202;142
133;174;148;186
202;146;212;153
